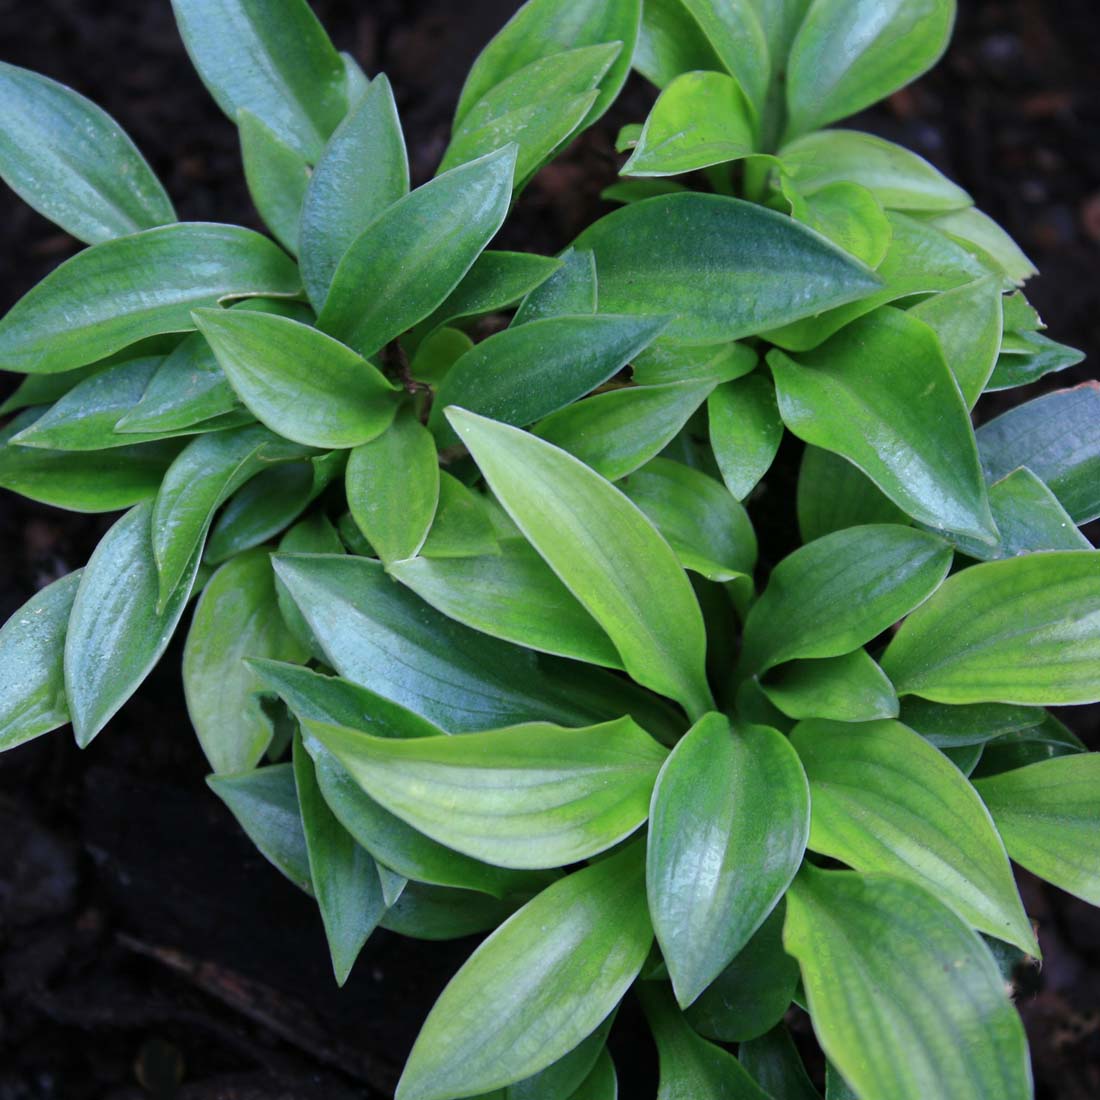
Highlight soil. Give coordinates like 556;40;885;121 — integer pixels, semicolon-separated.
1;2;1099;1097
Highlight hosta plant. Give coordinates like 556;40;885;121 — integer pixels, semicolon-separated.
2;0;1099;1097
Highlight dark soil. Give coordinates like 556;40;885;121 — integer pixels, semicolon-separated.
1;2;1099;1097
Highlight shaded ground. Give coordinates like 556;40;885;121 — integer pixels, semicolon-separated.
1;1;1098;1097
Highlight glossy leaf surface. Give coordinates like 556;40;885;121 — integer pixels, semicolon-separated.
760;650;899;722
708;374;783;500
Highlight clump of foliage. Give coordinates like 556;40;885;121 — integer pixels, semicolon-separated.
1;0;1098;1097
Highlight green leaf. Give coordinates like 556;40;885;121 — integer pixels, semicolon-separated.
381;881;523;941
396;845;652;1100
566;1050;617;1100
796;446;908;543
431;315;669;446
738;1025;821;1100
947;467;1090;562
739;524;951;675
271;553;674;734
0;223;301;375
782;180;892;269
307;716;665;870
1;359;118;417
707;374;782;500
684;903;799;1044
570;193;881;345
785;0;956;140
346;411;439;564
449;410;713;718
511;249;597;327
183;549;307;774
974;755;1100;906
783;865;1031;1100
623;71;755;177
635;0;726;89
769;307;995;540
292;733;384;985
898;698;1047;750
503;1018;616;1100
925;206;1037;285
633;341;757;386
883;552;1100;704
778;128;972;212
64;501;200;746
409;328;474;387
274;512;344;655
207;764;313;894
170;0;346;161
621;459;757;584
418;252;564;340
0;410;179;513
389;541;623;668
766;211;989;351
791;718;1036;954
318;146;517;359
987;330;1085;392
419;473;500;559
152;424;315;606
977;385;1100;523
192;309;399;449
0;62;175;243
908;276;1003;407
0;571;82;751
454;0;640;128
638;983;772;1100
237;108;309;253
443;45;619;183
647;714;809;1006
299;75;409;309
534;381;714;481
760;650;899;722
602;178;688;205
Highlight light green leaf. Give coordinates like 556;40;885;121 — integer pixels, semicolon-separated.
443;45;619;183
346;410;439;563
571;193;881;345
739;524;951;675
783;865;1031;1100
534;381;714;481
170;0;346;160
0;62;175;243
977;385;1100;524
318;146;516;359
707;374;782;500
632;340;757;386
638;982;772;1100
760;649;899;722
152;424;315;606
684;903;799;1044
389;541;622;668
449;409;713;718
64;501;200;746
431;314;669;446
299;74;409;309
623;71;755;177
192;309;399;449
769;307;995;540
237;108;309;253
987;331;1085;392
0;571;82;751
974;755;1100;906
778;128;972;212
621;458;757;584
908;277;1003;407
882;551;1100;705
647;714;809;1006
796;446;908;543
419;473;500;559
207;764;313;894
271;553;676;735
396;845;652;1100
511;249;597;327
409;327;474;387
0;223;301;375
785;0;956;139
926;206;1037;285
792;718;1037;954
784;180;892;269
454;0;640;128
292;733;384;985
183;549;307;774
307;715;665;870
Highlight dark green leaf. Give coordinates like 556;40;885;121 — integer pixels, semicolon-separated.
381;881;523;941
632;341;757;386
708;374;782;500
634;0;726;90
0;62;175;243
738;1025;821;1100
760;650;899;722
511;249;596;327
986;331;1084;391
899;698;1047;750
238;108;309;253
796;446;908;544
783;866;1031;1100
0;223;301;375
274;512;344;655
